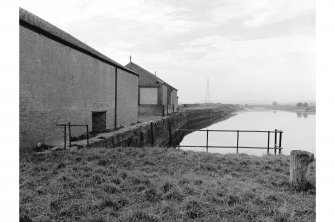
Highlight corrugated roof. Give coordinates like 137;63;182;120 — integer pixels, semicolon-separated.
19;8;138;77
125;62;177;91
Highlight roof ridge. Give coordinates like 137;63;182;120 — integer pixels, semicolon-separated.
19;7;139;77
126;62;176;90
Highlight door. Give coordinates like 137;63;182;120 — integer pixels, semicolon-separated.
92;111;106;132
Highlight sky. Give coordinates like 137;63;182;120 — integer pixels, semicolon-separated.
20;0;315;104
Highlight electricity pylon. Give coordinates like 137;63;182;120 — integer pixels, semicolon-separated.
205;78;211;103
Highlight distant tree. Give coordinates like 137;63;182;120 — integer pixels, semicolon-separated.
272;101;278;106
296;102;303;107
303;102;308;107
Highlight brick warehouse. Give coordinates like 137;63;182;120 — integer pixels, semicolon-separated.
125;61;178;116
20;8;139;148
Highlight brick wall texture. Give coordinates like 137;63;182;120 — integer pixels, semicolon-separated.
161;85;168;105
139;87;158;104
20;26;138;148
116;69;138;128
138;105;163;116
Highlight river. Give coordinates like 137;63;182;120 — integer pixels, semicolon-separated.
179;110;315;156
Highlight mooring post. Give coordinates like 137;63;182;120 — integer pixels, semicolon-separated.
290;150;314;191
236;130;239;154
267;131;270;155
274;129;277;155
64;124;67;149
206;130;209;152
86;125;89;147
68;122;71;148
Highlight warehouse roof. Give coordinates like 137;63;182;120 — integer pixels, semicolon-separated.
19;8;139;77
125;62;177;90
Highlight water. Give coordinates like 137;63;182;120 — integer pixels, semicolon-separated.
179;110;315;156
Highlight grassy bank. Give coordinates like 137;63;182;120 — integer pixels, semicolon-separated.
20;147;315;222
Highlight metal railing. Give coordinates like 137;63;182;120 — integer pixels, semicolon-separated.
177;129;283;155
56;122;89;148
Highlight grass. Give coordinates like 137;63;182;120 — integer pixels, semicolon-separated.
20;147;315;222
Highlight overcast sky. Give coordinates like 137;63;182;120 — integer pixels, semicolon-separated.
20;0;315;104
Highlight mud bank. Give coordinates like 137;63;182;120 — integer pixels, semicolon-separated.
88;104;240;148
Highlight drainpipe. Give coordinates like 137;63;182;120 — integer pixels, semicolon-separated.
114;67;118;129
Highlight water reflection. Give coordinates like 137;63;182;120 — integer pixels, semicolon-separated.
296;111;314;118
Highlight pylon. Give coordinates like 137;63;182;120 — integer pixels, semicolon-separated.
205;78;211;103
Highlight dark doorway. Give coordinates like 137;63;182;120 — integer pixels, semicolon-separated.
92;111;106;132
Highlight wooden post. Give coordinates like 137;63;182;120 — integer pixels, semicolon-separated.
267;131;270;155
206;130;209;152
68;122;71;148
236;130;239;154
275;129;278;155
150;122;155;147
290;150;314;191
86;125;89;147
279;131;283;154
168;121;172;147
64;125;67;149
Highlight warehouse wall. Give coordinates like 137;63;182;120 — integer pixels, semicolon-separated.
171;89;178;109
20;26;137;148
116;69;138;127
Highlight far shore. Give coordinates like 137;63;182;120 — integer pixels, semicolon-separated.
246;104;316;113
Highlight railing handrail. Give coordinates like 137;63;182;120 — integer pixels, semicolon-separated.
56;123;88;127
56;122;89;148
178;129;282;133
177;128;284;155
179;145;283;150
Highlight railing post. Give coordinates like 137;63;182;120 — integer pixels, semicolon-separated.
168;122;172;147
150;122;155;147
64;124;67;149
279;131;282;155
68;122;71;148
267;131;270;155
162;106;164;116
206;130;209;152
86;124;89;146
274;129;277;155
236;130;239;154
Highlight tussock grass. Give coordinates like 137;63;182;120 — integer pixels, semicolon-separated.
20;147;315;221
